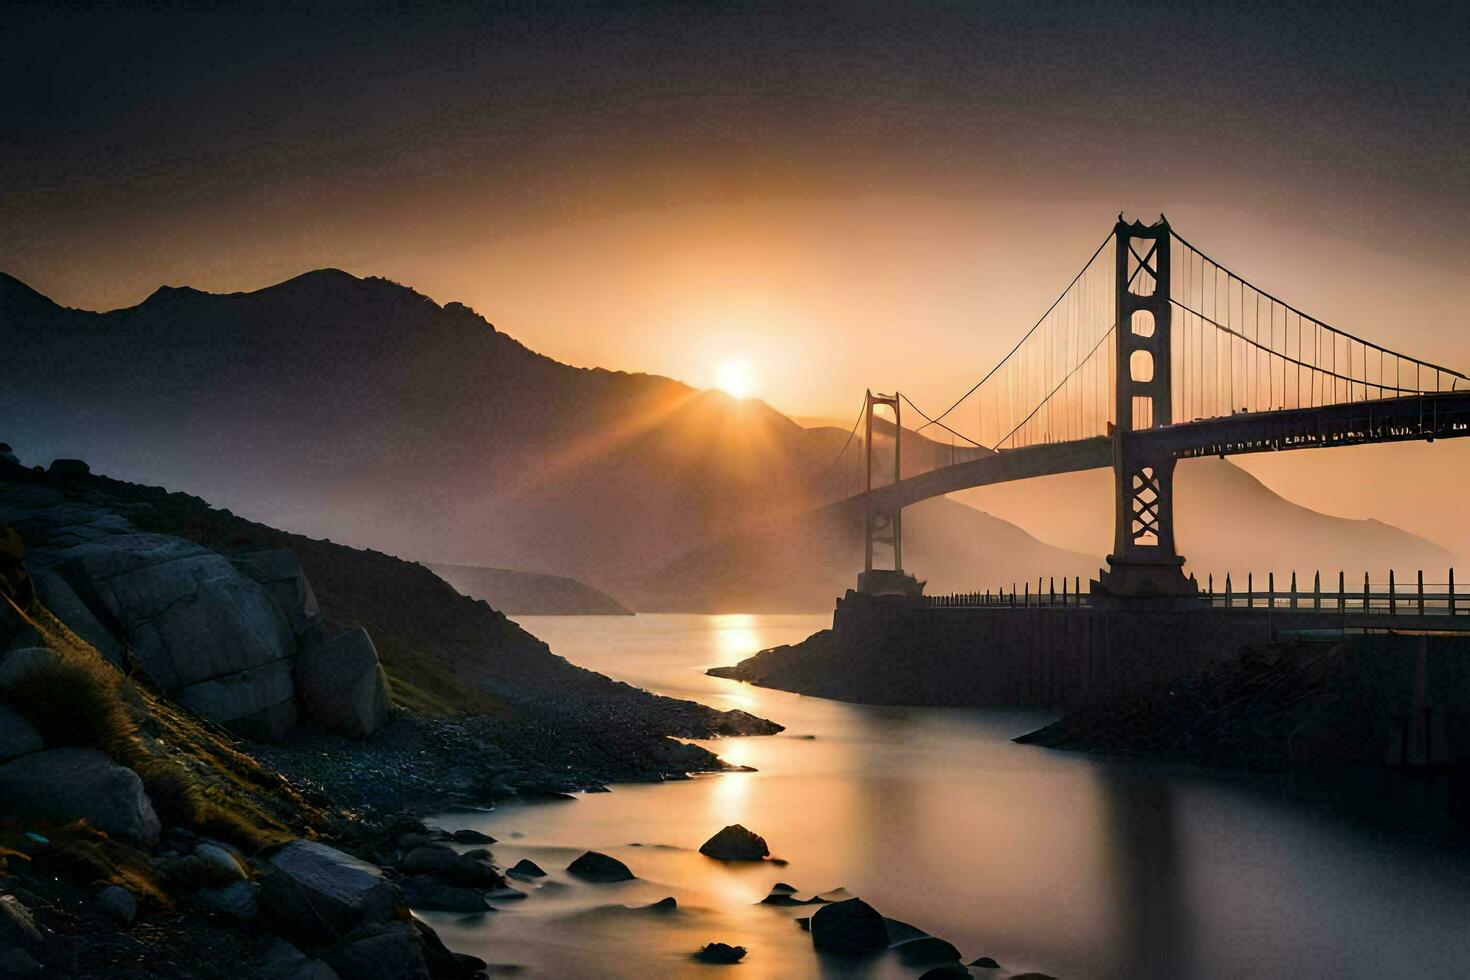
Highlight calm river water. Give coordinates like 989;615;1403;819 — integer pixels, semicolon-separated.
426;614;1470;979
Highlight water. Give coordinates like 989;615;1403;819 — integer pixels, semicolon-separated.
425;614;1470;979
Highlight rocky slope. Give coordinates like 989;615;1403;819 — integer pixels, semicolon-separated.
426;563;631;616
0;453;785;977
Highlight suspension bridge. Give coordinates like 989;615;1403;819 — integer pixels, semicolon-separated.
831;214;1470;606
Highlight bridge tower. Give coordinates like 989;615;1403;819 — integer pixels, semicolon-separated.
858;390;921;596
1095;216;1197;597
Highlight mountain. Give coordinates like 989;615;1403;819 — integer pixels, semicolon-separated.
954;456;1453;585
427;563;631;616
2;268;1452;611
0;268;987;608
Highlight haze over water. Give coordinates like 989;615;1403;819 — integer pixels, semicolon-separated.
428;614;1470;979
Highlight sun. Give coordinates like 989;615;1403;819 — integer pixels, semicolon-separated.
714;358;755;400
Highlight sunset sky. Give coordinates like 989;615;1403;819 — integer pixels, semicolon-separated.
6;2;1468;552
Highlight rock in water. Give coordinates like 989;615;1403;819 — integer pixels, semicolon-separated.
260;840;401;937
295;628;392;739
919;967;971;979
894;936;963;965
810;897;889;952
450;828;494;843
698;824;769;861
0;748;161;846
695;942;747;964
566;851;634;882
400;844;503;887
644;897;678;912
399;877;491;913
969;956;1001;969
507;858;546;879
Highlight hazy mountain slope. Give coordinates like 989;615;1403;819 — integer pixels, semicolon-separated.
635;494;1097;612
954;456;1452;584
428;563;631;616
1;270;830;593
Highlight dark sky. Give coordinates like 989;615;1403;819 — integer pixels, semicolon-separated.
4;0;1467;308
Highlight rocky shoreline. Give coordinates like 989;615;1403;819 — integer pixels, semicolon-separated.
0;451;782;976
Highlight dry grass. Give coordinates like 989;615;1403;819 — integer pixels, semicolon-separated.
3;597;322;853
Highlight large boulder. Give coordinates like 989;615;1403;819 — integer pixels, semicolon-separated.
229;550;321;639
45;533;298;735
48;534;293;686
0;705;42;762
0;748;160;846
28;570;123;666
260;841;401;939
810;897;890;953
176;659;298;741
295;628;391;739
698;824;769;861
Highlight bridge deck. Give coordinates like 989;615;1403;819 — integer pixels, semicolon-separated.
858;390;1470;513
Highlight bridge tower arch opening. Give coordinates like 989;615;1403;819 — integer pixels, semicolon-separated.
859;390;922;596
1095;215;1198;597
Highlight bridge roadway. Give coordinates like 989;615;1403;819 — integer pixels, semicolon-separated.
858;390;1470;514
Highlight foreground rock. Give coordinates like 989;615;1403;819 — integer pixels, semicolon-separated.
698;824;769;861
567;851;634;882
295;628;392;739
0;748;161;846
810;897;889;953
261;841;401;937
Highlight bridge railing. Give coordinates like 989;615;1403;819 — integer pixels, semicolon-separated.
925;570;1470;619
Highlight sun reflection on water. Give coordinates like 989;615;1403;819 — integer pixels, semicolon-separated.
710;612;762;663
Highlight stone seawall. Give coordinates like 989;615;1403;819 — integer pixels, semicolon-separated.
713;591;1286;710
840;593;1279;708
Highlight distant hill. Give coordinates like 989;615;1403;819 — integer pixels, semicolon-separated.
427;563;631;616
638;494;1098;612
955;456;1453;585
